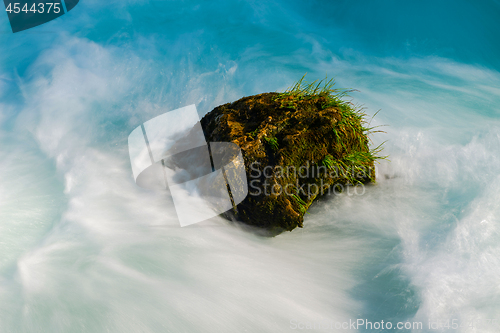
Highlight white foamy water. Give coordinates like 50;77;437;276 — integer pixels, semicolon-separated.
2;4;500;331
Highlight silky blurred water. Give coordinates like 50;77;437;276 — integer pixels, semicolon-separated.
1;1;500;332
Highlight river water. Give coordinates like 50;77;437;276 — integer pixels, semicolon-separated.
1;1;500;332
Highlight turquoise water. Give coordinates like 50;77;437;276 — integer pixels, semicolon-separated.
1;1;500;332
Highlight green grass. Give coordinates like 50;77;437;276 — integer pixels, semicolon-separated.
277;74;387;165
274;74;354;105
273;74;388;186
263;136;279;151
291;194;308;213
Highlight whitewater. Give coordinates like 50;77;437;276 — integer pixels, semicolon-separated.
1;1;500;332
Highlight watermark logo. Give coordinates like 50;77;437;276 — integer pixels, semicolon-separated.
247;161;372;198
3;0;79;33
128;105;248;227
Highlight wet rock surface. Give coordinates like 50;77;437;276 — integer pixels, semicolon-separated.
200;88;377;232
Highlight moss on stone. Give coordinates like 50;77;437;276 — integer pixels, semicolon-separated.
200;76;385;232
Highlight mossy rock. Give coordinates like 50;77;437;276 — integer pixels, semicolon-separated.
200;78;381;232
